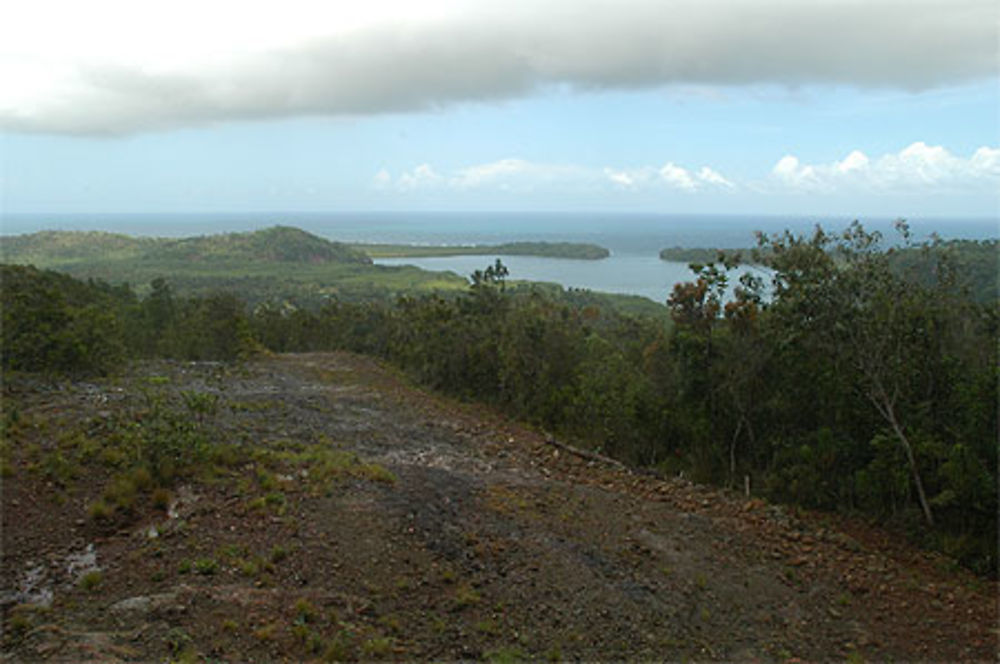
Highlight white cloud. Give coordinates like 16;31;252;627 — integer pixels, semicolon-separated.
381;158;590;192
383;157;734;193
605;163;734;191
835;150;870;175
604;167;656;190
396;164;444;191
659;163;697;191
696;166;734;188
3;0;995;134
453;159;532;188
879;142;960;185
381;144;996;197
969;146;1000;176
604;169;638;189
771;142;1000;192
451;158;589;190
772;155;824;189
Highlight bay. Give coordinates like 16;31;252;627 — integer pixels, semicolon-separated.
374;254;760;304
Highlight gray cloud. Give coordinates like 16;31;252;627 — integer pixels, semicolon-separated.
4;0;996;134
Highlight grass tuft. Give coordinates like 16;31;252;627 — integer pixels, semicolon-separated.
78;570;102;591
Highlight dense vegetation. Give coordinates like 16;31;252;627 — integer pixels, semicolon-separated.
889;237;998;303
1;223;995;575
661;238;998;304
355;241;610;260
659;246;760;264
152;226;372;264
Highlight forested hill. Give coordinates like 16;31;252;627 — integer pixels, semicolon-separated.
889;238;998;303
1;226;371;267
154;226;371;264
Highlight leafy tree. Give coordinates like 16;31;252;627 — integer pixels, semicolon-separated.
758;221;989;527
1;265;126;375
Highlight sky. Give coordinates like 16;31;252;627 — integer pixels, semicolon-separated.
1;0;998;220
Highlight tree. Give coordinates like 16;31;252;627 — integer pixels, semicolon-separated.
141;277;177;356
666;257;733;480
0;265;126;375
760;222;938;525
718;269;770;488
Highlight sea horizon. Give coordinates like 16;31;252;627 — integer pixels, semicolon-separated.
2;211;997;255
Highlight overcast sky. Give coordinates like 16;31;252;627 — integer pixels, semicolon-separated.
2;0;998;219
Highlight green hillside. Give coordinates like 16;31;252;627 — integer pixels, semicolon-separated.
1;226;370;267
155;226;371;264
0;227;458;304
0;230;155;265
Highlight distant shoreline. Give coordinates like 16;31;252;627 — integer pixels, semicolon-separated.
2;212;996;250
352;241;610;260
658;247;766;265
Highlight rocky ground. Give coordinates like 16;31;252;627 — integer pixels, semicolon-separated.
1;352;996;662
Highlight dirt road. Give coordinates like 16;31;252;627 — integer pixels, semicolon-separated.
2;352;996;661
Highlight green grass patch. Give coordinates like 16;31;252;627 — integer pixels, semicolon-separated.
78;570;102;591
485;646;527;663
361;636;394;658
454;583;481;608
87;498;114;521
194;558;219;575
294;598;319;625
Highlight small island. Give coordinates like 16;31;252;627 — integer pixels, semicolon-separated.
354;241;610;260
658;246;757;264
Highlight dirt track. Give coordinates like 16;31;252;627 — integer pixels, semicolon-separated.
2;352;996;661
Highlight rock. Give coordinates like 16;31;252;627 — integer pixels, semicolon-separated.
35;640;62;656
110;596;154;613
109;592;179;615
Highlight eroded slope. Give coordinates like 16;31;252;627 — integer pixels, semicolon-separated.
1;353;995;661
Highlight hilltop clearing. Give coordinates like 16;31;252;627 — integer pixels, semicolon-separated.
2;353;995;662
